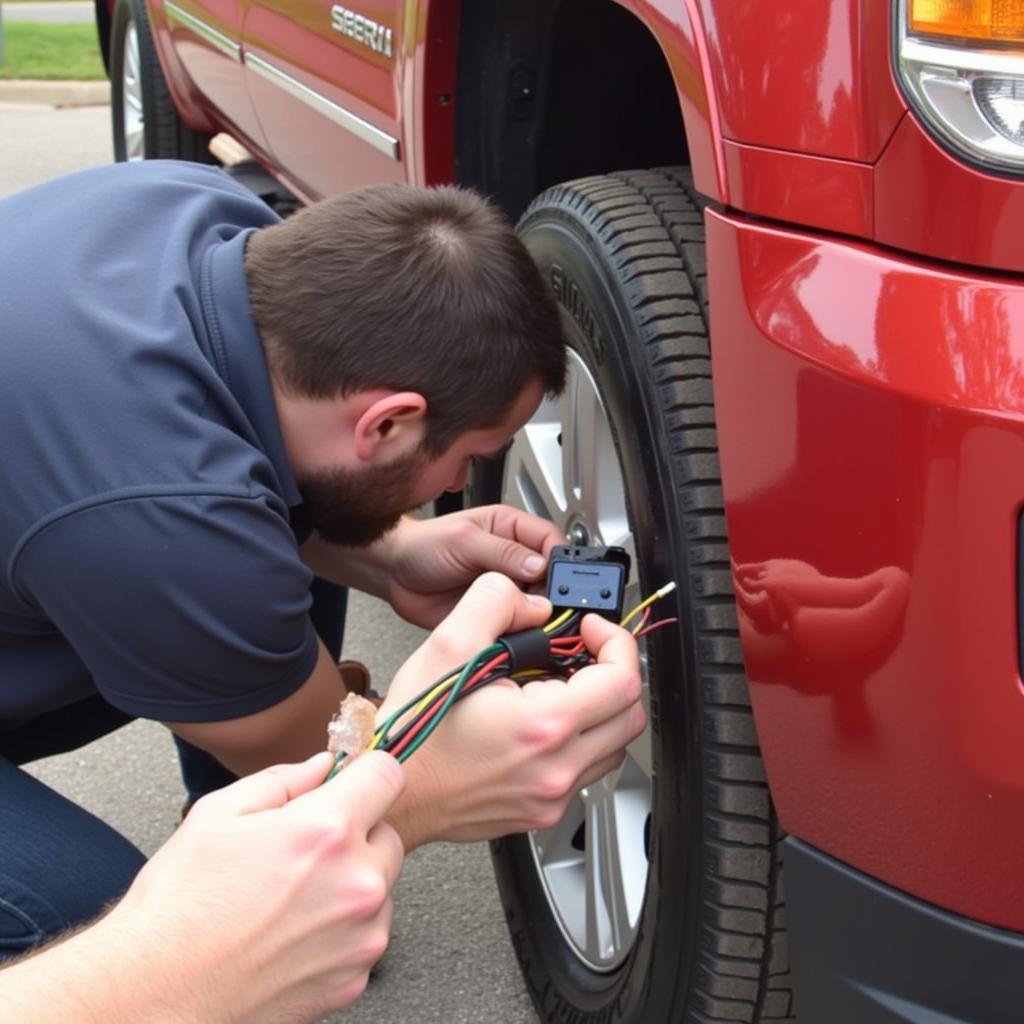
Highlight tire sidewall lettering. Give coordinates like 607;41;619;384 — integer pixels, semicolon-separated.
550;262;607;368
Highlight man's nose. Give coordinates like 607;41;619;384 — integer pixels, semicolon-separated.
445;462;471;492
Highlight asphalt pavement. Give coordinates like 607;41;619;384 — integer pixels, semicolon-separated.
0;96;538;1024
2;1;94;23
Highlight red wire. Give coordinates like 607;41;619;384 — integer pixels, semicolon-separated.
388;613;681;760
635;616;678;638
387;651;509;760
551;641;586;658
551;633;584;650
631;607;652;634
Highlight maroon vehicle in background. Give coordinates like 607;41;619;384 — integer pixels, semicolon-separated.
94;1;1024;1021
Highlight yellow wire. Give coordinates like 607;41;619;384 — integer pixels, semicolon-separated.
370;609;572;749
510;668;546;682
369;590;676;751
620;582;677;630
412;673;460;714
619;594;658;630
544;608;575;633
366;670;460;751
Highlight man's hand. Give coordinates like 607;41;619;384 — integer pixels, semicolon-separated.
300;504;564;628
106;751;403;1021
379;573;646;849
382;505;566;627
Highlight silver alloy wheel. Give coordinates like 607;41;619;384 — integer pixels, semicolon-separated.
121;22;145;160
501;348;652;972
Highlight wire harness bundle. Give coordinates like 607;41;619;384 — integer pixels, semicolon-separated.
326;581;677;779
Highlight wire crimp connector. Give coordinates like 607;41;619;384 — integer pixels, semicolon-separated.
497;626;554;677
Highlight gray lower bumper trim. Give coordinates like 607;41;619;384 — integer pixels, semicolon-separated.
786;837;1024;1023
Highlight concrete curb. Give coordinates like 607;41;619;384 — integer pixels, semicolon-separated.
0;79;110;107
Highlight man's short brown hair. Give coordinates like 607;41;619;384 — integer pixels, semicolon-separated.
245;184;567;455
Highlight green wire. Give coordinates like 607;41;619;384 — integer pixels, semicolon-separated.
324;589;675;778
373;663;466;747
325;646;500;778
396;643;503;763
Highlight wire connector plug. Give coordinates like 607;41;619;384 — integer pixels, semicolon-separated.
497;626;554;675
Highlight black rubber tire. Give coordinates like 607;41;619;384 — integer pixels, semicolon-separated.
467;169;795;1023
109;0;213;162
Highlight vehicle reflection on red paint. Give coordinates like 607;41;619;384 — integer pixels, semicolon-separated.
734;558;910;744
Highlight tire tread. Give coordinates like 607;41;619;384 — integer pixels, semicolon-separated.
497;169;791;1023
111;0;213;162
520;169;791;1023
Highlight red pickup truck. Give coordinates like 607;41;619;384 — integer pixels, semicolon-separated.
94;2;1024;1021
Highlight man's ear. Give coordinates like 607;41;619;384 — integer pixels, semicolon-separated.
353;392;428;461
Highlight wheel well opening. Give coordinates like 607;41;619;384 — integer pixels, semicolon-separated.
454;0;688;221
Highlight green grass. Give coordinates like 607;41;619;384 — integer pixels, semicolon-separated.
0;22;106;80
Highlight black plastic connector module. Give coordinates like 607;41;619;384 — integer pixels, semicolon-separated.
546;545;631;621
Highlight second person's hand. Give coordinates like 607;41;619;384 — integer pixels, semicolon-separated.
109;750;406;1022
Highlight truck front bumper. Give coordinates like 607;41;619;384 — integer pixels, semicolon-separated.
707;207;1024;940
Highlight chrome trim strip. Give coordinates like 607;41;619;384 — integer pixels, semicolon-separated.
164;1;240;61
903;35;1024;77
244;52;400;160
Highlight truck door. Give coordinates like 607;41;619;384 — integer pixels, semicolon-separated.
241;0;409;199
157;0;265;148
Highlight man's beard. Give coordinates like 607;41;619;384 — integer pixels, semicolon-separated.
298;446;429;548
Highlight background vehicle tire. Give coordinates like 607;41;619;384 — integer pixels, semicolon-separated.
109;0;213;162
466;170;795;1023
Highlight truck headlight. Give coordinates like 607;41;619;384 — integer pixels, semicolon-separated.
897;0;1024;172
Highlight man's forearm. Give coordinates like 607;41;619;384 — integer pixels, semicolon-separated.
167;640;350;778
0;912;206;1023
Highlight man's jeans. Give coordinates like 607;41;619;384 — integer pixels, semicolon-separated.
0;579;347;961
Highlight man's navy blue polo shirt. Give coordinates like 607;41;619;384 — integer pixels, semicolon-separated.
0;161;319;728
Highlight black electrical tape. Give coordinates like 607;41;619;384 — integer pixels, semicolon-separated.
498;627;553;676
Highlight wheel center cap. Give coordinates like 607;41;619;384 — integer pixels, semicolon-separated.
568;521;591;547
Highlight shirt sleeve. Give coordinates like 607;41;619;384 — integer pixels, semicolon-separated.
13;490;320;722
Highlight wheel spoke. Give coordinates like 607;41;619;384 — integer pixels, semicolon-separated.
504;416;567;522
557;356;630;547
126;126;144;160
125;27;140;80
564;367;602;514
531;799;587;949
122;23;145;162
583;777;631;963
505;349;654;972
533;796;585;872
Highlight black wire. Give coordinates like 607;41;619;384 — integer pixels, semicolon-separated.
380;659;514;753
364;607;663;765
378;644;595;755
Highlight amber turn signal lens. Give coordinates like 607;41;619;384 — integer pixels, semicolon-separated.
910;0;1024;43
